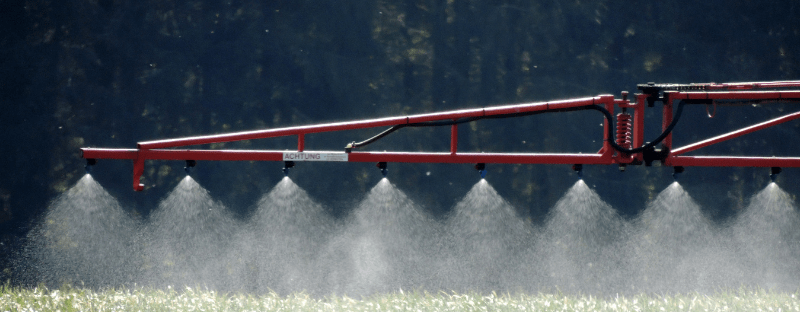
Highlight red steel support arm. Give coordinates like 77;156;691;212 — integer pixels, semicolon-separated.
450;124;458;155
137;96;606;149
84;96;613;191
670;111;800;156
78;81;800;191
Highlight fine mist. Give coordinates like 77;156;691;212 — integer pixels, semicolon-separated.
140;176;240;291
538;179;629;294
442;179;533;293
729;183;800;290
320;178;441;296
18;175;800;296
237;176;334;295
19;174;139;288
628;182;736;293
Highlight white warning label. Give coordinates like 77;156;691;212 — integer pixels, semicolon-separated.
282;152;348;162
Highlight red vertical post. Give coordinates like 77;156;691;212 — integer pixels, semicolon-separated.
132;150;146;191
604;101;614;156
599;95;614;155
633;93;647;161
297;133;305;152
450;123;458;155
662;92;675;150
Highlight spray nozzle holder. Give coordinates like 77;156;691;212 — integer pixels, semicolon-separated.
572;164;583;179
770;167;782;182
85;158;97;173
474;163;487;179
184;160;197;175
376;162;388;177
672;166;685;180
283;161;296;177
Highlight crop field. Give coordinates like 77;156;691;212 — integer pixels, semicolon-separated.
1;284;799;312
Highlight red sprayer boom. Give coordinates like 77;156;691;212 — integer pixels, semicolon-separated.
81;81;800;191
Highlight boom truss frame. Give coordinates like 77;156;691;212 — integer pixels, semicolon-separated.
80;81;800;191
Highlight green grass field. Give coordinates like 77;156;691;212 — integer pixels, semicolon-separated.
1;284;798;311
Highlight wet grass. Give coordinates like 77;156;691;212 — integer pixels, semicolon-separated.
2;283;798;312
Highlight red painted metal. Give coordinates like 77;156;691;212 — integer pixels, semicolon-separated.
345;152;611;165
81;149;611;165
450;124;457;155
667;156;800;168
139;96;610;150
615;113;632;149
670;111;800;156
82;148;138;159
297;134;305;152
674;90;800;101
138;116;411;149
657;82;800;168
706;81;800;90
632;93;647;162
661;92;675;150
407;108;484;124
79;80;800;191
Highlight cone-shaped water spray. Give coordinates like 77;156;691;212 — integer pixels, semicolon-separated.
443;179;533;292
539;180;629;294
731;182;800;290
321;178;440;296
141;176;240;290
240;176;334;295
22;174;140;288
630;182;729;293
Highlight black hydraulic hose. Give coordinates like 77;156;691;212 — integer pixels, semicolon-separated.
347;124;408;149
347;116;484;149
346;101;686;153
587;101;685;154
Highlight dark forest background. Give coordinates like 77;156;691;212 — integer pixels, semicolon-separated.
1;0;799;280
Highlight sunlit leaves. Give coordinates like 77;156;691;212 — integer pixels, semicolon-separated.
2;284;800;312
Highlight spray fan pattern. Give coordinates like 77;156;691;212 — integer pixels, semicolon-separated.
19;174;800;296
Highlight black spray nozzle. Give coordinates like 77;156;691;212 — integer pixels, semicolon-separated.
474;163;487;179
770;167;782;182
572;164;583;179
283;161;295;177
85;158;97;173
672;166;685;180
642;145;670;166
376;162;388;177
184;160;197;174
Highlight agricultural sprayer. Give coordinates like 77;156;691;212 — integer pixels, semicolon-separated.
81;81;800;191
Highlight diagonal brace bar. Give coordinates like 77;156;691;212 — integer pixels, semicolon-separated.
670;110;800;156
